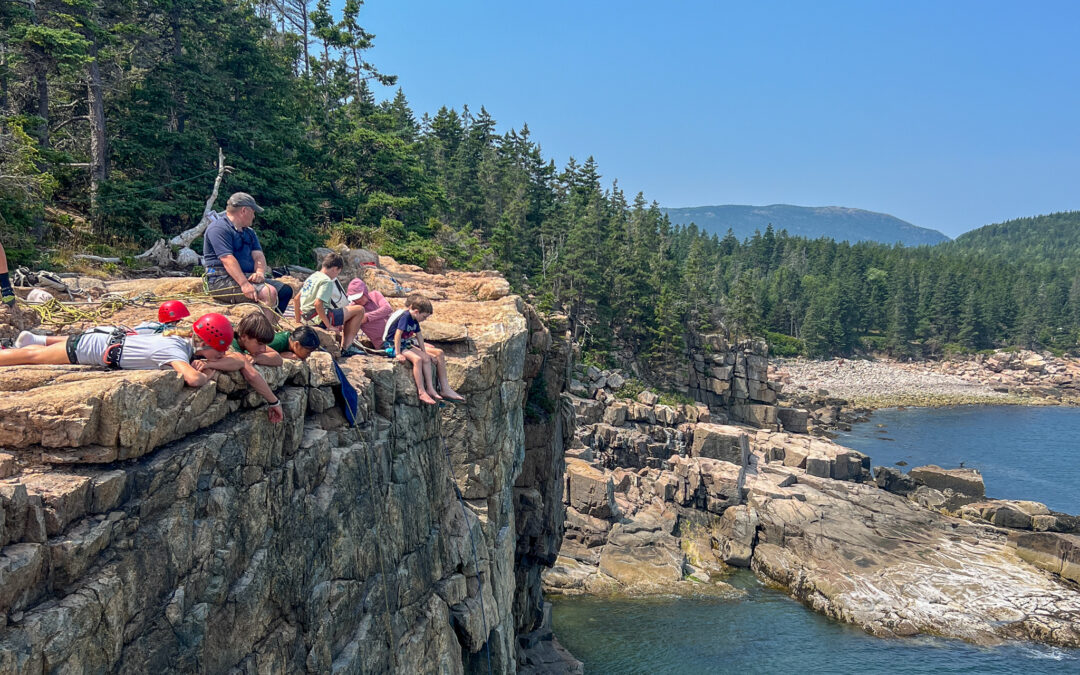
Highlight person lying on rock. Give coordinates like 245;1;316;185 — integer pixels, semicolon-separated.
14;300;195;349
382;293;464;405
229;312;320;364
3;313;284;423
297;252;365;356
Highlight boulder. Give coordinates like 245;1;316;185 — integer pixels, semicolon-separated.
565;459;615;520
716;505;759;567
689;424;747;465
654;405;681;427
697;458;743;514
709;378;730;395
1022;355;1047;373
1008;531;1080;585
873;466;918;496
602;403;627;427
776;408;808;434
908;465;985;498
636;390;659;406
596;508;684;591
730;404;777;429
709;366;733;381
568;380;588;397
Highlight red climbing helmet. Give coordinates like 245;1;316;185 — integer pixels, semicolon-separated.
158;300;191;324
192;313;234;352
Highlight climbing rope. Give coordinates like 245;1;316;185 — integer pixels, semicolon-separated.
15;288;301;332
20;296;132;328
357;420;400;671
440;437;493;675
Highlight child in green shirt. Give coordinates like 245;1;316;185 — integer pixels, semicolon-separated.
231;312;321;364
296;253;365;356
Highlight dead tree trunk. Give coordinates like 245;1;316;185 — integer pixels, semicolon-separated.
135;148;230;268
87;45;107;232
169;147;228;247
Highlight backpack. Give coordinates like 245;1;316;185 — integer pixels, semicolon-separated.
382;308;410;345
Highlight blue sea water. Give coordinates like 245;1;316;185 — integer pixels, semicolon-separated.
552;405;1080;674
835;405;1080;514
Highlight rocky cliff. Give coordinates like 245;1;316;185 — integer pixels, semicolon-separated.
0;258;575;673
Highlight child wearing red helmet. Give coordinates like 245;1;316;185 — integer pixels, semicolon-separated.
126;300;194;336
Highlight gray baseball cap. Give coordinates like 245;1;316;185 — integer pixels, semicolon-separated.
226;192;264;213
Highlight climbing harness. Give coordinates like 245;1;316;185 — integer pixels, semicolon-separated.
440;437;493;675
99;328;129;369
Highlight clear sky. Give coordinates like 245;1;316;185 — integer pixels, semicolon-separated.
349;0;1080;238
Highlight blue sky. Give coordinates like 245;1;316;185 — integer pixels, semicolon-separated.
346;0;1080;238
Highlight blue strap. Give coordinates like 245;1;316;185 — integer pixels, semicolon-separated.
331;359;359;426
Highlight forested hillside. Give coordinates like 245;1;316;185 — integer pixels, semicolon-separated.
2;0;1079;362
663;204;950;246
947;212;1080;267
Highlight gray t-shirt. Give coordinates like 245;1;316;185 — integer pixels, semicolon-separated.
75;330;193;370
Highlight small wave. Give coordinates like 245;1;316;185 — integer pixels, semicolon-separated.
1018;644;1072;661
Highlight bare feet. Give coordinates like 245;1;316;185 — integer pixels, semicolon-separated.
427;388;443;400
442;389;465;401
419;392;438;405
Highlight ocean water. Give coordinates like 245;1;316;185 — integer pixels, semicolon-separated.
552;405;1080;674
835;405;1080;514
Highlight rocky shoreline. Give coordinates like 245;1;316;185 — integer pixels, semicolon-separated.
775;351;1080;410
544;355;1080;650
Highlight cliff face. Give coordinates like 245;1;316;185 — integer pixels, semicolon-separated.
0;265;571;673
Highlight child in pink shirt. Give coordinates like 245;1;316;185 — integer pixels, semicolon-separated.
347;278;393;348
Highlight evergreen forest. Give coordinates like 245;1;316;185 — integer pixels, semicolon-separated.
3;0;1079;362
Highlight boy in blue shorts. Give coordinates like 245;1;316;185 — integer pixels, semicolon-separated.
383;293;464;405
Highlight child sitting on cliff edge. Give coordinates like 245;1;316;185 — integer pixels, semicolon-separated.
383;293;464;405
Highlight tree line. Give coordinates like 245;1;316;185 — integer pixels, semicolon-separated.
3;0;1077;362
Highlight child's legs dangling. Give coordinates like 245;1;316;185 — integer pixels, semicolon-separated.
403;349;437;404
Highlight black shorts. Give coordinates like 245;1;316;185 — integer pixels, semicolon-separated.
304;307;345;328
206;276;289;305
66;333;83;364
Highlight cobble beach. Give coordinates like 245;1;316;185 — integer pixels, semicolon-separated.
774;357;1066;408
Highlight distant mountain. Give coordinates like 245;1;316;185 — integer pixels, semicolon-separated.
662;204;950;246
947;211;1080;266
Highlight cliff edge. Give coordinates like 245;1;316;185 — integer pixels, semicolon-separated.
0;257;575;673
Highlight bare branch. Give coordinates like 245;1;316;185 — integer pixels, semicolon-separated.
168;146;229;247
51;115;89;132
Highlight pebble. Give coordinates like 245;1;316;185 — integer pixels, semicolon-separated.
774;358;1007;400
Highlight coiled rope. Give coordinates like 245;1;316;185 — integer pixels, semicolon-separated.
16;289;299;331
